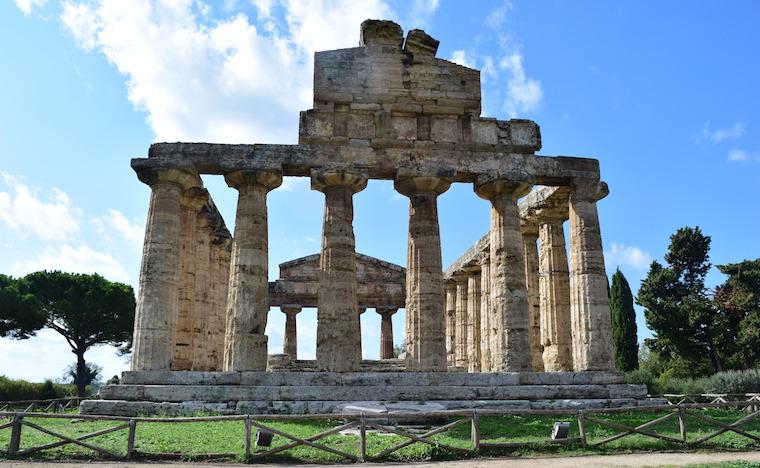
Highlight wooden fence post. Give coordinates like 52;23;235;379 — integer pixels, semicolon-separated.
244;415;252;460
678;407;687;446
471;412;480;452
9;415;23;455
577;411;587;447
359;413;367;461
126;419;136;459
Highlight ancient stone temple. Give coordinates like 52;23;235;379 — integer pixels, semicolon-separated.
82;20;652;415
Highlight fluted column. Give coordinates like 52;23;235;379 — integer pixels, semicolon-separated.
395;175;451;371
539;218;573;371
522;224;544;371
210;237;232;370
173;188;208;370
281;305;301;361
131;168;201;371
444;281;457;367
223;170;282;372
377;308;397;359
312;169;367;372
475;176;533;372
454;277;469;368
478;253;492;372
356;307;366;362
569;179;614;371
467;271;482;373
189;190;213;370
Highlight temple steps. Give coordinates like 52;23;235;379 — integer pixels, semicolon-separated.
80;371;657;416
81;397;665;417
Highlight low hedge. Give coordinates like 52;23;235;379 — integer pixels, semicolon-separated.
626;368;760;395
0;376;78;401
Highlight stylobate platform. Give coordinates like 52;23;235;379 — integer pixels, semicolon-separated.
80;370;660;416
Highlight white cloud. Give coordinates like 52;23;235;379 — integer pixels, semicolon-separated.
14;0;47;17
450;50;473;68
701;121;746;144
12;244;131;284
60;0;391;144
485;1;511;29
728;148;750;162
605;243;653;272
0;172;81;241
406;0;439;28
91;208;144;248
499;52;542;117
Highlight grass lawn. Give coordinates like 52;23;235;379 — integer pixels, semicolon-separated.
0;409;758;463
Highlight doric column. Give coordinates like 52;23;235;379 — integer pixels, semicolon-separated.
569;179;614;371
522;223;544;371
454;276;469;368
475;176;533;372
223;170;282;372
173;188;208;370
539;217;573;371
131;167;201;371
357;307;366;362
444;281;457;367
312;169;367;372
188;190;213;370
466;271;482;373
210;237;232;370
377;308;398;359
280;305;301;361
395;175;451;371
478;253;492;372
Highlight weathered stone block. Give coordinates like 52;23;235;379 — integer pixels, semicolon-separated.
508;119;542;152
471;119;498;145
403;29;439;57
391;116;417;140
347;112;375;139
431;116;459;143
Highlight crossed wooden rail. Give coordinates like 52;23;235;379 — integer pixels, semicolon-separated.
0;402;759;462
0;397;88;413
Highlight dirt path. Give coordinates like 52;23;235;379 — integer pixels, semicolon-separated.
2;451;760;467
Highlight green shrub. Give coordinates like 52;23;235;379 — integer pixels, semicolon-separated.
625;368;658;393
0;375;77;401
645;369;760;395
706;369;760;393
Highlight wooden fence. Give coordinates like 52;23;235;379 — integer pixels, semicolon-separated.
0;402;759;462
0;397;88;413
654;393;760;408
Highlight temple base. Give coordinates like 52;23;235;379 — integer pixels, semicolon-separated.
81;370;661;416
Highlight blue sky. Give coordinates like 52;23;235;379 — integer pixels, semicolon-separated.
2;0;759;381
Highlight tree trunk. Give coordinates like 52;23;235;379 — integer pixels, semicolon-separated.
75;349;87;398
704;327;723;373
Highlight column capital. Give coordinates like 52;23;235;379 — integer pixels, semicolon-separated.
570;178;609;202
181;187;209;211
474;174;533;201
376;307;398;318
135;167;202;191
478;250;491;267
280;305;302;316
225;170;283;191
521;220;539;238
310;168;367;193
394;175;451;197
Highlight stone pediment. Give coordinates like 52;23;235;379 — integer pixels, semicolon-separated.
270;253;405;309
278;252;405;282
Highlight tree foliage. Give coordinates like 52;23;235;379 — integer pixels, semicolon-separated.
1;271;135;397
714;259;760;369
610;268;638;371
0;274;45;338
637;227;726;373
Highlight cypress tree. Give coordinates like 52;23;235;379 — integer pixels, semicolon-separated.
610;268;639;371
